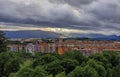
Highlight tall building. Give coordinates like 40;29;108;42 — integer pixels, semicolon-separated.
7;39;120;55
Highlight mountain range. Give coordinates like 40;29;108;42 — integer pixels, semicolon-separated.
4;30;62;39
4;30;120;40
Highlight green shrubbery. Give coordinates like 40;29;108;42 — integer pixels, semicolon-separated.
0;31;7;53
0;51;119;77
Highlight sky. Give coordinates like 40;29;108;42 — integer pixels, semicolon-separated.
0;0;120;37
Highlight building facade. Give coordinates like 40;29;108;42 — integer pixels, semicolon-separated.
7;40;120;55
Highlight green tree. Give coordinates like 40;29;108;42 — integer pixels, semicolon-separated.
56;72;67;77
86;59;107;77
33;66;48;77
67;66;84;77
106;67;114;77
47;53;62;60
0;31;7;53
44;61;64;77
113;64;120;77
10;61;34;77
4;58;22;77
89;52;119;77
18;52;33;61
0;52;22;77
102;51;120;67
68;66;99;77
10;61;48;77
83;65;99;77
62;51;87;65
89;53;108;66
60;58;79;74
33;54;59;67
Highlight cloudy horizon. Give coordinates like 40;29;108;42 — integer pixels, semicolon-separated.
0;0;120;37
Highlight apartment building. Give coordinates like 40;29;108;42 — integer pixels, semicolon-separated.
7;39;120;55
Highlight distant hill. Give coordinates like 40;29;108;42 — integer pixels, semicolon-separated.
4;30;62;39
4;30;120;40
93;35;120;40
66;33;120;40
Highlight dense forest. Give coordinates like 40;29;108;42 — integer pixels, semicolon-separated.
0;31;120;77
0;51;119;77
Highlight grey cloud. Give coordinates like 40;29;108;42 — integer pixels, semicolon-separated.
82;0;120;31
0;0;96;29
50;0;96;7
0;0;120;35
0;0;83;26
86;0;120;23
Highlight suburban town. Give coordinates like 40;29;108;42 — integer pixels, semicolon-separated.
7;38;120;55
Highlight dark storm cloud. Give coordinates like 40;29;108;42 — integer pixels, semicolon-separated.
0;0;120;35
0;0;84;28
86;0;120;23
83;0;120;31
50;0;96;7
